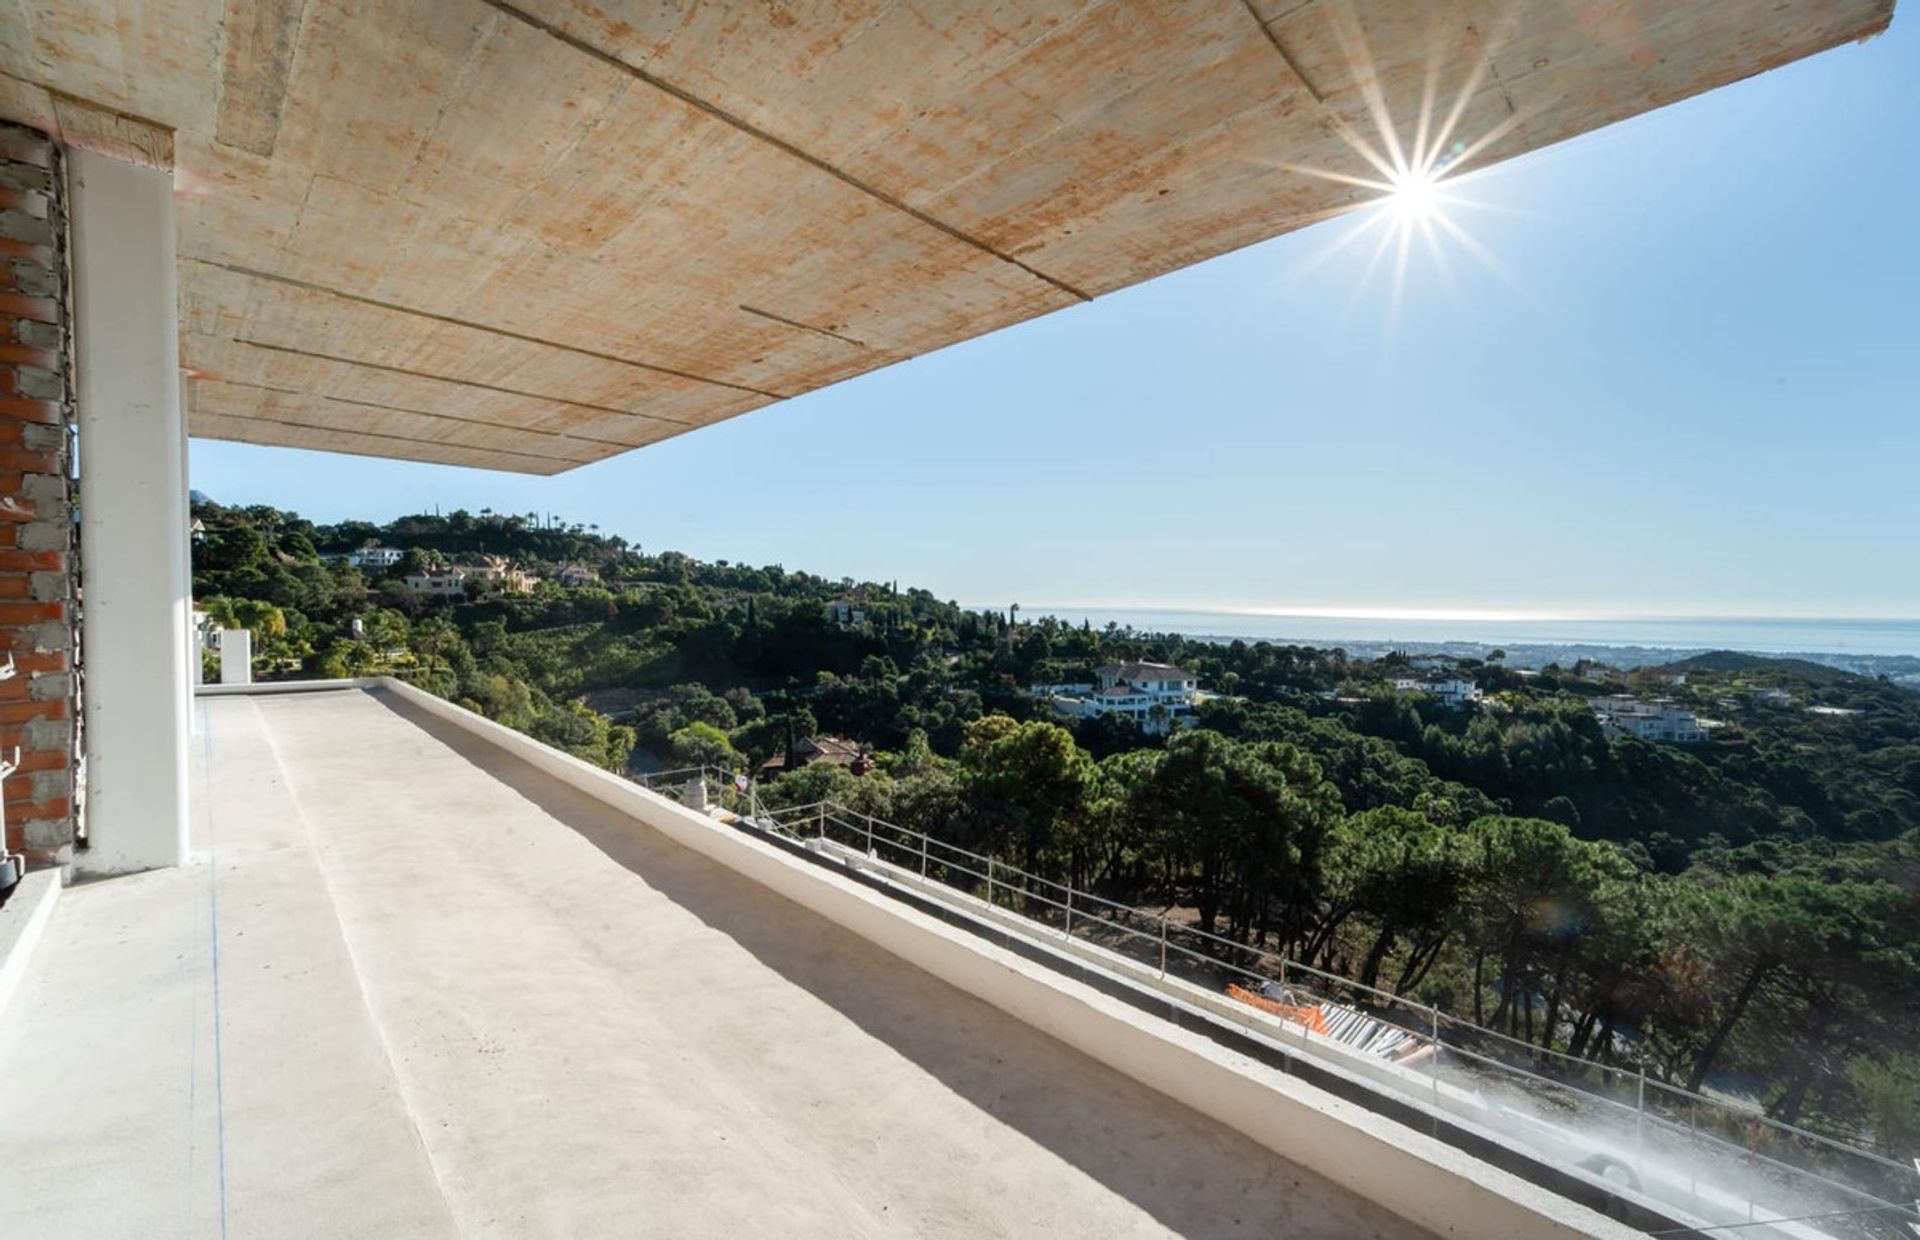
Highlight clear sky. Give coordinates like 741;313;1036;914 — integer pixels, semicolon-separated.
192;12;1920;621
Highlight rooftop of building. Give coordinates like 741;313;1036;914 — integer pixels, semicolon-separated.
0;685;1638;1238
1096;661;1196;680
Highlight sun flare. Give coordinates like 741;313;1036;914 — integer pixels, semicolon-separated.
1384;167;1443;224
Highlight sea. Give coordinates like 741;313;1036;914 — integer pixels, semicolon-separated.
1002;608;1920;673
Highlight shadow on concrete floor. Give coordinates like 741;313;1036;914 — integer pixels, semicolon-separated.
369;688;1416;1240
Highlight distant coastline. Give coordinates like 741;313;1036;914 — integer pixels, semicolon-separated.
993;606;1920;682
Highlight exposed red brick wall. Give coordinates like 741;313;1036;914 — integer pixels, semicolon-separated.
0;123;76;871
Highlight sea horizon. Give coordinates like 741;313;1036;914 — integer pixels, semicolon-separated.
991;606;1920;663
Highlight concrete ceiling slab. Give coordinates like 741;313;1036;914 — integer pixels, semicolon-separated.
0;0;1893;472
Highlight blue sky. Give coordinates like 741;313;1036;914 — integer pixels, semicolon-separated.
192;13;1920;621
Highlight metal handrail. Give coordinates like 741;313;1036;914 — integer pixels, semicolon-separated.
757;799;1915;1179
635;774;1919;1231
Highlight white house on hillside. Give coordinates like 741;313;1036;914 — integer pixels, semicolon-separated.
1392;674;1482;709
348;546;406;570
1592;695;1708;743
1040;661;1199;735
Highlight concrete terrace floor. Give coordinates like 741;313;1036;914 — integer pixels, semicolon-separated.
0;688;1426;1239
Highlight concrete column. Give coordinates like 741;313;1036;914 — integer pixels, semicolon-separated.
218;630;252;686
71;150;189;875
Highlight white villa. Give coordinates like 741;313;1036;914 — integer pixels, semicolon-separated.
347;546;406;570
1592;695;1709;744
1392;674;1482;709
1039;661;1199;735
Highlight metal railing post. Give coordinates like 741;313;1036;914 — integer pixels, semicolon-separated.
987;857;996;907
1430;1007;1442;1108
1636;1070;1646;1157
919;830;928;878
1064;887;1073;939
864;810;874;856
1159;916;1169;978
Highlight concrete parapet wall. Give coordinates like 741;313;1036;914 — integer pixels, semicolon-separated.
364;675;1627;1240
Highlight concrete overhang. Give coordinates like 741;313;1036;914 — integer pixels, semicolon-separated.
0;1;1894;474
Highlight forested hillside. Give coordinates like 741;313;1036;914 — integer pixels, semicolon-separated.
193;500;1919;1157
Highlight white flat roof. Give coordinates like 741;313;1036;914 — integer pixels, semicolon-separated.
0;688;1423;1238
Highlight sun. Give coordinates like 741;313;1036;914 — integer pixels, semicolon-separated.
1384;167;1442;223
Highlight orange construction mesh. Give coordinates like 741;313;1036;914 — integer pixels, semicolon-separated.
1226;983;1328;1034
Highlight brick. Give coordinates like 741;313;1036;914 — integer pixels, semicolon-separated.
0;576;28;599
0;718;69;754
0;651;66;677
0;422;47;451
20;499;65;524
0;187;47;218
8;264;55;298
18;522;65;552
0;211;54;248
0;292;56;324
0;601;64;627
14;321;61;350
27;768;69;800
0;265;59;298
0;237;53;266
10;369;63;401
0;162;53;193
0;701;63;727
0;344;59;371
7;716;70;752
18;812;74;846
2;792;69;820
0;448;59;475
29;671;70;700
22;619;69;651
0;397;61;425
17;846;71;870
0;669;64;702
3;824;69;859
20;423;62;453
0;547;62;574
14;825;68;852
0;128;54;167
3;746;66;774
20;474;66;502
